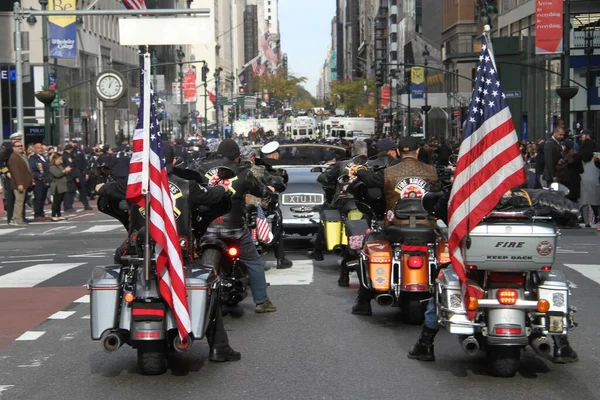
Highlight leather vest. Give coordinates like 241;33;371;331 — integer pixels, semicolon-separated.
383;157;438;219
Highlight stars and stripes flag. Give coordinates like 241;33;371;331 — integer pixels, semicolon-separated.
251;58;262;76
126;53;191;339
265;46;279;65
121;0;146;10
256;204;273;244
447;34;526;319
259;30;271;54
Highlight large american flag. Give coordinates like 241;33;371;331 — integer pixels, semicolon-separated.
126;56;191;339
447;36;526;318
121;0;146;9
256;204;273;244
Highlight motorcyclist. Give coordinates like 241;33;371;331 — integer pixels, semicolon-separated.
351;136;438;315
96;142;241;362
195;139;278;313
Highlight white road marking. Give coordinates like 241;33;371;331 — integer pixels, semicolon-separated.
0;263;86;288
0;385;15;397
74;295;90;303
564;264;600;286
47;311;76;320
42;226;76;235
1;259;54;264
68;252;107;258
15;331;45;341
60;333;77;341
17;356;51;368
8;253;56;259
568;280;578;289
0;228;25;236
265;260;314;285
81;315;90;319
80;224;122;233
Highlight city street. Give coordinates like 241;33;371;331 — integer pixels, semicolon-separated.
0;212;599;399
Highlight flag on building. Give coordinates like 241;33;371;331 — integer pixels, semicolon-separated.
121;0;146;9
259;30;271;54
256;204;273;243
265;46;279;65
239;70;247;86
126;59;191;339
447;35;526;319
251;58;262;76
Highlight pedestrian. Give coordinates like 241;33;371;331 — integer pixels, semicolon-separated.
49;153;71;221
578;140;600;224
542;127;565;187
29;143;51;222
562;141;583;202
7;141;33;226
62;144;78;212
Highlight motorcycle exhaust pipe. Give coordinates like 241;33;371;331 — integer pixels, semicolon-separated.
375;294;394;307
530;336;552;357
333;245;343;256
231;290;248;304
460;336;480;356
102;332;124;353
173;335;193;353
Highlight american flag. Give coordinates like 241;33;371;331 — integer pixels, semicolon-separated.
259;30;271;54
256;204;273;244
447;35;526;319
251;58;262;76
126;55;191;339
121;0;146;9
265;46;278;65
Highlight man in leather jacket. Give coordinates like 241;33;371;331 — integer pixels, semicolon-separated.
352;136;438;315
196;139;277;313
96;142;240;362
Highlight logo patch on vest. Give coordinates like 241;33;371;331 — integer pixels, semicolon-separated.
394;177;428;199
139;182;183;219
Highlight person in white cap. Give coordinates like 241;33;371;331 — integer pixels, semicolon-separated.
9;132;22;142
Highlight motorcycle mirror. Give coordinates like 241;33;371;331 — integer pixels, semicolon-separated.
217;166;237;180
549;182;570;196
311;166;323;173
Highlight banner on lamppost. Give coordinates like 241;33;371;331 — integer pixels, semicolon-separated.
535;0;563;54
183;68;197;102
330;50;337;81
381;84;391;107
411;67;424;99
49;0;77;59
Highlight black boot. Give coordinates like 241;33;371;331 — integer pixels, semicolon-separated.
351;287;372;315
551;335;578;364
408;326;439;362
307;250;324;261
276;258;293;269
338;273;350;287
209;346;241;362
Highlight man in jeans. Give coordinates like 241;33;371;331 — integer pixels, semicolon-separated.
7;141;33;226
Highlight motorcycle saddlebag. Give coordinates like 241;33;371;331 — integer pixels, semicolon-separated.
345;219;370;250
363;241;392;291
186;266;215;340
321;209;342;251
89;265;121;340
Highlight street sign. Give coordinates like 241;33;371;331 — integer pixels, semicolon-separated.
217;96;229;106
193;110;200;117
130;95;141;103
51;91;61;110
236;97;244;106
504;91;521;99
453;110;461;117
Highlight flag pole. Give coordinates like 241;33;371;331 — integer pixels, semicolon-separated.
483;25;497;72
142;51;152;282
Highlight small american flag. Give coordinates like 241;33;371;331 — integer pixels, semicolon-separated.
256;204;273;244
121;0;146;10
447;35;526;319
126;54;191;339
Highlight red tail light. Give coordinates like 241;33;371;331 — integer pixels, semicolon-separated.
542;266;551;271
407;256;423;269
467;265;477;271
228;247;239;257
495;327;522;335
497;289;518;305
133;331;162;339
405;284;428;291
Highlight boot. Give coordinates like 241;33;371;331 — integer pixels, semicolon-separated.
307;250;324;261
407;326;439;362
338;273;350;287
552;335;578;364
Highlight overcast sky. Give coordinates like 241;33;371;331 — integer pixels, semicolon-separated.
279;0;336;97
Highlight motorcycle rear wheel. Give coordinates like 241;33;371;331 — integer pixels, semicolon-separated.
487;346;521;377
137;348;168;375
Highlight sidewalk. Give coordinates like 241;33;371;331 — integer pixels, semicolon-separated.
0;198;98;224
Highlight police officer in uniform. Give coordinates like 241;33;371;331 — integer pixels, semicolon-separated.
69;140;93;210
62;144;78;212
351;136;438;315
112;144;131;183
96;142;241;362
29;143;51;221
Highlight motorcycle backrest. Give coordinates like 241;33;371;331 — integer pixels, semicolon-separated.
394;198;429;220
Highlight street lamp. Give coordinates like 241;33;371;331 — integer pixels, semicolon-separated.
176;46;187;139
214;67;223;137
476;0;498;29
421;45;431;138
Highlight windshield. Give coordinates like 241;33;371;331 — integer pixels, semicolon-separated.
268;145;347;166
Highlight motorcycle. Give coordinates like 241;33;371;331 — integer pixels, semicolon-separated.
435;210;577;377
356;191;448;324
88;166;236;375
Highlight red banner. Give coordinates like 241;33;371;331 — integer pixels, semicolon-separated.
183;69;197;102
381;84;390;107
535;0;563;54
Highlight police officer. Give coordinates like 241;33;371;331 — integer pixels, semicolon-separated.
96;142;241;362
351;136;438;315
69;140;93;210
196;139;277;313
29;143;51;221
62;144;78;212
112;144;131;183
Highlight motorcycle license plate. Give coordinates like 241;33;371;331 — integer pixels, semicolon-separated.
548;315;564;333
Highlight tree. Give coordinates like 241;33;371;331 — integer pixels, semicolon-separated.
294;98;314;110
330;78;376;116
253;69;307;99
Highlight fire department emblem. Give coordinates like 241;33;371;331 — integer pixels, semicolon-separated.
394;177;428;199
139;182;183;219
536;241;553;256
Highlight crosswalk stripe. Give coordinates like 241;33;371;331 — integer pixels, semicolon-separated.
564;264;600;286
0;263;86;288
74;295;90;303
265;260;314;285
15;331;45;341
47;311;76;320
80;224;123;234
0;228;25;236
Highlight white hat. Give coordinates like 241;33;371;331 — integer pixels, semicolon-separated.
261;141;280;155
9;132;22;140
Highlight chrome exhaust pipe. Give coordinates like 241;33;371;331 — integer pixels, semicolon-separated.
460;336;480;356
102;332;124;353
375;294;394;307
173;335;193;353
530;336;552;357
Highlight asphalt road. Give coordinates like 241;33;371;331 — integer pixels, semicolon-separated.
1;211;600;400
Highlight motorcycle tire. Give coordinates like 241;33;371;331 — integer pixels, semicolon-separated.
137;348;168;375
487;346;521;378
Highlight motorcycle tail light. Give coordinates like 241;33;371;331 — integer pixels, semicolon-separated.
467;265;477;271
405;284;427;291
467;297;479;311
497;289;518;305
542;266;552;271
495;327;522;335
228;247;239;257
537;299;550;313
407;256;423;269
123;292;135;303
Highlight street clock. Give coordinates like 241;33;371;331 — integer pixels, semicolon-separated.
94;70;126;104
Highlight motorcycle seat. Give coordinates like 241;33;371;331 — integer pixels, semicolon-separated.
394;198;430;220
384;223;438;245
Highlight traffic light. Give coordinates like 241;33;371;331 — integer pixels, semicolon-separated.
239;86;245;95
201;64;209;82
375;70;383;87
228;108;235;120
